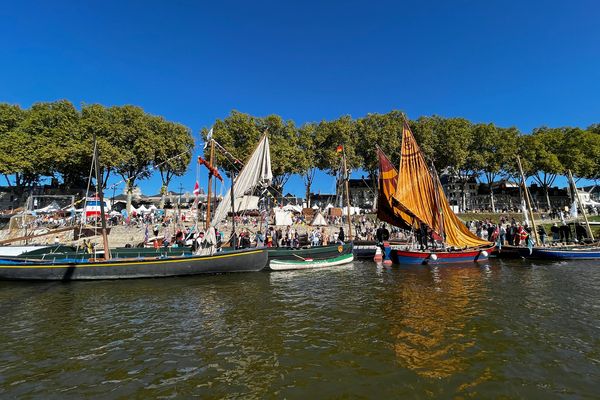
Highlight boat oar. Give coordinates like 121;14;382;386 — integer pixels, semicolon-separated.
293;254;313;262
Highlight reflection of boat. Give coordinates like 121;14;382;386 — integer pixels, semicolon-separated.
269;253;353;271
0;248;268;280
384;266;492;381
376;120;494;265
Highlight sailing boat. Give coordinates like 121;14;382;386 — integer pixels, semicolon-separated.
208;135;353;269
377;120;494;265
0;137;268;280
497;165;600;260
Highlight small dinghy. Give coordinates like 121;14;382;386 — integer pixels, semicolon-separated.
269;253;354;271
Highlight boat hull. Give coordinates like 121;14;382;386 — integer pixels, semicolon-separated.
269;253;354;271
352;240;407;260
0;248;268;281
495;245;600;260
267;242;353;261
392;247;493;265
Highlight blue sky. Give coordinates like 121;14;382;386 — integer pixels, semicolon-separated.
1;0;598;196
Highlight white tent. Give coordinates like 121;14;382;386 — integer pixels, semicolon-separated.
341;206;361;216
311;204;319;210
274;209;293;226
325;203;334;209
148;204;158;211
310;212;328;226
138;205;150;213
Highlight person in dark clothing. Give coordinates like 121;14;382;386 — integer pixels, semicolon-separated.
575;223;588;242
537;225;547;245
550;223;560;242
417;223;429;250
559;223;571;242
338;227;345;243
375;223;390;244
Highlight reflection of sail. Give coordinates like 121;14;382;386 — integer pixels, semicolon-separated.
384;267;491;380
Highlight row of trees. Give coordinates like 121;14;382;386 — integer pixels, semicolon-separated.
0;100;194;210
206;111;600;211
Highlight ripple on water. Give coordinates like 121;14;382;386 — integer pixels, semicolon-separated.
0;260;599;398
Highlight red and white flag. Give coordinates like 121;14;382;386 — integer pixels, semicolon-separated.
193;181;200;197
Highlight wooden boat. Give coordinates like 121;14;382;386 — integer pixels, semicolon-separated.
0;248;268;280
392;246;491;265
269;253;354;271
495;244;600;260
352;240;408;260
268;242;352;261
376;119;494;265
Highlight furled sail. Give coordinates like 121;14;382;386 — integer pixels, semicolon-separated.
392;122;490;248
376;147;414;231
211;135;273;227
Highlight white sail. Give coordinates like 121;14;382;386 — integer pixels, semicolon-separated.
211;135;272;227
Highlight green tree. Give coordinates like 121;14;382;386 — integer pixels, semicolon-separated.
151;117;194;207
354;111;403;206
111;105;156;213
471;124;519;211
208;111;301;191
80;104;130;190
432;117;475;211
17;100;81;187
519;127;564;210
0;104;32;187
297;122;319;206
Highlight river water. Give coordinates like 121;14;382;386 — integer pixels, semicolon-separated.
0;259;599;399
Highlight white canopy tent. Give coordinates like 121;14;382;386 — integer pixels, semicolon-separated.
274;209;293;226
310;212;328;226
342;206;361;216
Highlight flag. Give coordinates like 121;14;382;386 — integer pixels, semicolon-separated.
193;181;200;197
336;145;343;154
203;127;213;149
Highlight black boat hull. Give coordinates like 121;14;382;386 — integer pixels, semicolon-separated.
0;248;268;281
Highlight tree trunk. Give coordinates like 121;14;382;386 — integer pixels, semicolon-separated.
544;185;551;212
126;180;133;215
305;181;311;208
462;181;467;212
490;190;496;213
159;184;166;209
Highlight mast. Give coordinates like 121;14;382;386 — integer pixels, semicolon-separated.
230;169;237;250
568;169;594;241
205;140;215;230
431;162;445;242
93;134;111;260
516;156;540;245
342;148;353;240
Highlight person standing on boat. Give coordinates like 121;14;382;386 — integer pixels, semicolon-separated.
538;225;547;245
550;223;560;242
195;231;214;256
338;227;345;244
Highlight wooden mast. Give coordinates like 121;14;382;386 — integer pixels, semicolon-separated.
205;140;215;230
516;156;540;245
568;169;595;241
93;134;111;260
342;148;353;240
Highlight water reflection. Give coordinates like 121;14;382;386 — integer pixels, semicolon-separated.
382;264;492;379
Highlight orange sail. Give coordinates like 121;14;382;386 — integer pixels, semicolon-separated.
377;147;414;230
392;122;491;248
